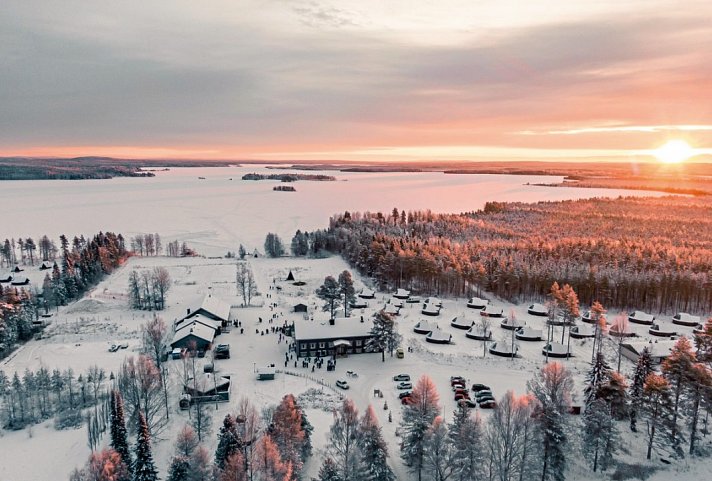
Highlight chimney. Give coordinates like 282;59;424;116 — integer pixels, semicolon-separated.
329;318;335;326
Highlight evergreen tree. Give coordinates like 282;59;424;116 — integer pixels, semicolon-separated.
400;375;440;481
264;233;285;258
313;457;342;481
527;362;573;481
166;456;189;481
316;276;342;320
423;417;454;481
448;407;484;481
215;414;239;470
584;352;612;410
582;398;617;472
327;398;362;481
110;390;132;472
629;347;653;432
661;336;697;455
642;373;675;460
338;271;356;317
132;412;158;481
366;310;401;361
358;405;394;481
271;394;307;476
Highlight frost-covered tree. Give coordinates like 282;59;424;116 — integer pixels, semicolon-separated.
264;233;285;258
661;336;697;455
685;363;712;455
132;412;158;481
316;276;342;320
235;263;258;307
629;347;653;432
110;390;132;474
358;405;394;481
327;398;361;481
423;416;454;481
400;375;440;481
366;310;400;361
338;271;356;317
582;398;617;472
527;362;573;481
448;407;485;481
642;373;674;460
215;414;239;470
584;352;612;410
314;457;342;481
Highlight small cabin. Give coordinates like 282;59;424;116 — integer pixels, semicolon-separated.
286;270;295;281
257;366;276;380
294;303;308;313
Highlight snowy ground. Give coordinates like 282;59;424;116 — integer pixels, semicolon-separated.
0;254;709;481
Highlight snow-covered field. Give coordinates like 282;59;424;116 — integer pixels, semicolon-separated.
2;254;710;481
0;165;670;257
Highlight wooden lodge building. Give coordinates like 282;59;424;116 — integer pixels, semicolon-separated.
293;317;374;358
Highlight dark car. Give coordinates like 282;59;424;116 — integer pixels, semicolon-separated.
393;374;411;382
453;388;469;396
214;344;231;359
450;376;466;386
398;391;413;399
479;400;497;409
458;399;477;409
452;383;467;391
471;383;491;392
454;393;471;401
401;396;415;405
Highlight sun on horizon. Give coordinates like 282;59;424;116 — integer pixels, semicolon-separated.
653;139;695;164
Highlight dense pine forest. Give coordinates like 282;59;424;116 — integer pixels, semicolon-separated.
294;196;712;314
0;232;128;359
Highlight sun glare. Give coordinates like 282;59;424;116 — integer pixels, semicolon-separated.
654;139;694;164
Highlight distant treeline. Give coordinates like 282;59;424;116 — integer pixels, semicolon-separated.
0;157;242;180
294;197;712;314
242;172;336;182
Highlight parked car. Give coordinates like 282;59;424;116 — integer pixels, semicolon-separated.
393;374;411;382
396;348;405;359
476;394;495;403
454;393;471;401
108;344;119;352
118;342;129;349
475;390;494;400
398;391;413;399
453;388;469;396
197;350;206;358
401;396;415;405
471;383;491;392
479;400;497;409
458;399;477;409
336;380;350;390
450;376;466;386
214;344;231;359
203;363;214;373
397;382;413;390
171;348;184;360
452;383;466;391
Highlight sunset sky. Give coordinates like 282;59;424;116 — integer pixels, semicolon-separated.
1;0;711;162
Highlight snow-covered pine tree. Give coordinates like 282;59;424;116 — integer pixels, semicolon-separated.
685;363;712;455
629;347;653;432
316;276;342;320
584;351;612;410
358;405;394;481
661;336;696;456
215;414;239;470
314;457;342;481
400;375;440;481
366;310;399;362
448;406;485;481
132;412;158;481
338;271;356;317
641;373;675;460
110;390;132;473
166;456;189;481
527;362;573;481
423;416;454;481
582;398;617;472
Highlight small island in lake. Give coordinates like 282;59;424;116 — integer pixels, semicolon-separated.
242;172;336;182
273;185;296;192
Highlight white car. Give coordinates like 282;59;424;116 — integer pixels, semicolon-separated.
336;379;350;390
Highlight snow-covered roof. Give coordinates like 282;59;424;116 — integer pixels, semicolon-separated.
294;318;373;341
490;342;517;354
359;288;375;298
414;320;437;332
674;313;701;324
198;294;231;321
516;327;542;338
451;317;473;328
572;324;595;335
384;304;400;315
394;289;410;298
172;322;216;345
543;342;569;354
467;297;488;307
426;328;451;342
424;297;442;307
629;311;654;322
422;304;440;315
175;314;221;333
622;340;679;359
482;305;503;316
528;303;547;314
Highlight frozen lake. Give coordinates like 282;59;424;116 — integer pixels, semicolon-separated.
0;165;667;255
